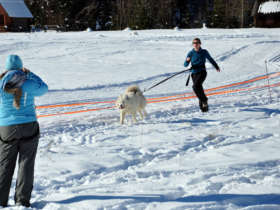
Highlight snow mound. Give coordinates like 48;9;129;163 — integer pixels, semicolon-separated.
86;27;93;32
123;27;132;31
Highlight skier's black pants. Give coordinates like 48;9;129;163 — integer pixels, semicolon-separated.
0;121;39;207
191;70;208;103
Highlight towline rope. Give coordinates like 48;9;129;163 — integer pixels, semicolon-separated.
143;68;191;93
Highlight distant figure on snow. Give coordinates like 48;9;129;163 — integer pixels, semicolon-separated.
0;55;48;208
184;38;220;112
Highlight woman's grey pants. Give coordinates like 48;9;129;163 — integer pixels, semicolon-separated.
0;121;39;207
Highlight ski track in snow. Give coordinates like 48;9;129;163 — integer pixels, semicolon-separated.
1;28;280;209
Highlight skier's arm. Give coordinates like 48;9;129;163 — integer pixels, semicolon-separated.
184;51;192;67
205;50;220;71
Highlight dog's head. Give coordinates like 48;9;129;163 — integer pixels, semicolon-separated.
126;85;141;95
116;94;129;110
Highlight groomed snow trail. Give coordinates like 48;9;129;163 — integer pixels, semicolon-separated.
0;28;280;210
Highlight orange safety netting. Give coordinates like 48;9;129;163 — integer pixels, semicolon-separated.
37;72;280;118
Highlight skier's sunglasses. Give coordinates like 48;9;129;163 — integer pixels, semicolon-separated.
192;42;200;44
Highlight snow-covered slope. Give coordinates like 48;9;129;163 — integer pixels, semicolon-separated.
0;28;280;210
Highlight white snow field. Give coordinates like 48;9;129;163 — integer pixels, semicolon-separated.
0;28;280;210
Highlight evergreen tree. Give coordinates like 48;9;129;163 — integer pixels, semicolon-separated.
210;0;227;28
130;0;155;29
25;0;253;31
175;0;191;28
97;0;113;30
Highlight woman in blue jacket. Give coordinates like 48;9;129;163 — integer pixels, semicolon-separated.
184;38;220;112
0;55;48;207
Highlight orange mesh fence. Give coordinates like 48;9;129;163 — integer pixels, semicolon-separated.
37;81;280;118
38;106;116;118
37;72;280;110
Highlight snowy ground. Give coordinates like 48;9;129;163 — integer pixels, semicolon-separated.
0;28;280;210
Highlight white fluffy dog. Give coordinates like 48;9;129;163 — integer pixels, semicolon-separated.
116;85;147;124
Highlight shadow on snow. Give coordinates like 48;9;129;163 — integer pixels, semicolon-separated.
241;107;280;116
34;194;280;208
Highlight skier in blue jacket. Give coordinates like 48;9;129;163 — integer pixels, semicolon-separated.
0;55;48;207
184;38;220;112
